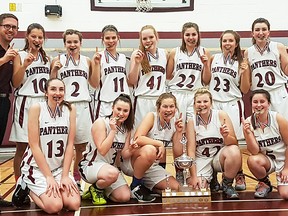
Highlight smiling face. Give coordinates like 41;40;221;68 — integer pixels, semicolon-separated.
183;27;199;48
64;33;81;54
158;98;177;121
45;79;65;104
221;32;237;56
252;22;270;44
112;100;131;123
0;17;18;44
251;93;270;115
26;28;44;51
102;30;119;51
140;27;158;50
194;93;212;115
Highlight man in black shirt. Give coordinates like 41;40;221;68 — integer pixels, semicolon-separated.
0;13;18;146
0;13;18;207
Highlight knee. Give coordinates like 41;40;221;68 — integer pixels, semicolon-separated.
247;155;260;167
43;201;63;214
105;168;120;183
140;145;157;161
65;197;81;211
224;145;241;158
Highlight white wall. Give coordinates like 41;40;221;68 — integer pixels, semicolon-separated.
1;0;287;32
0;0;287;51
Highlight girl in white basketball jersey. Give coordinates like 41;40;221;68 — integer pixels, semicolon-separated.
186;88;242;199
209;30;250;191
12;78;80;213
121;93;183;202
244;18;288;119
94;25;130;119
167;22;211;124
128;25;168;129
51;29;98;194
10;23;50;181
242;89;288;199
79;94;134;205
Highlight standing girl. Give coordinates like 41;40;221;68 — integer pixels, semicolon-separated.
244;18;288;119
10;23;50;181
51;29;98;193
166;22;210;124
128;25;168;129
94;25;130;119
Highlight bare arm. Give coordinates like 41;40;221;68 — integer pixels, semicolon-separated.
166;48;176;80
239;57;251;94
89;53;101;88
278;43;288;76
241;117;260;154
127;49;143;86
201;48;211;85
92;117;117;156
50;55;62;78
219;110;238;145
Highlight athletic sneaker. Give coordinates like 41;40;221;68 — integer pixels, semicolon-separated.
89;184;107;205
76;181;83;196
81;188;92;200
131;185;156;203
235;173;246;191
12;180;30;207
222;181;239;199
254;181;272;198
210;172;221;192
0;198;13;207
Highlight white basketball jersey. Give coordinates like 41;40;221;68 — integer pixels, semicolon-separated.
81;117;127;166
209;53;242;102
134;48;167;97
15;51;50;97
247;111;286;165
194;109;224;158
248;41;287;91
168;46;204;92
58;54;91;102
98;50;130;102
21;102;70;172
147;112;176;147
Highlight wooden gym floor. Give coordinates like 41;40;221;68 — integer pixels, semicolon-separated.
1;147;288;216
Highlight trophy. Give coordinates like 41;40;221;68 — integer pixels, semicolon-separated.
162;133;211;204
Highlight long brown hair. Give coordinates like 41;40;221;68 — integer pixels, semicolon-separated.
23;23;49;65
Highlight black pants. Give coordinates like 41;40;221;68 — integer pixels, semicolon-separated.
0;97;11;145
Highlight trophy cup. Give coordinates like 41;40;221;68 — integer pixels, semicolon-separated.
162;133;211;204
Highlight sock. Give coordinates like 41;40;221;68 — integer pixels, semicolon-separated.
159;163;166;169
131;176;143;188
259;176;271;186
222;176;234;186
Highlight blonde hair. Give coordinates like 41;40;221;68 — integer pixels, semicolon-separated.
194;87;213;104
139;25;159;74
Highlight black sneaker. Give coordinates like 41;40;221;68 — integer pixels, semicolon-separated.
222;183;239;199
12;181;30;207
131;185;156;203
210;172;221;192
0;198;13;207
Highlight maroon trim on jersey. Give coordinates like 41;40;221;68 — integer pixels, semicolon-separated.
133;96;138;115
237;100;243;125
15;30;288;40
27;166;36;184
19;96;27;128
89;102;94;123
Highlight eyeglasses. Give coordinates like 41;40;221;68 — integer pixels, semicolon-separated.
0;24;19;31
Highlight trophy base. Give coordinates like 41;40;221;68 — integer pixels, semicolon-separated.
162;187;211;204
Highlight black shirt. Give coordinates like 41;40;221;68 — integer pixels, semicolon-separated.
0;44;13;94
